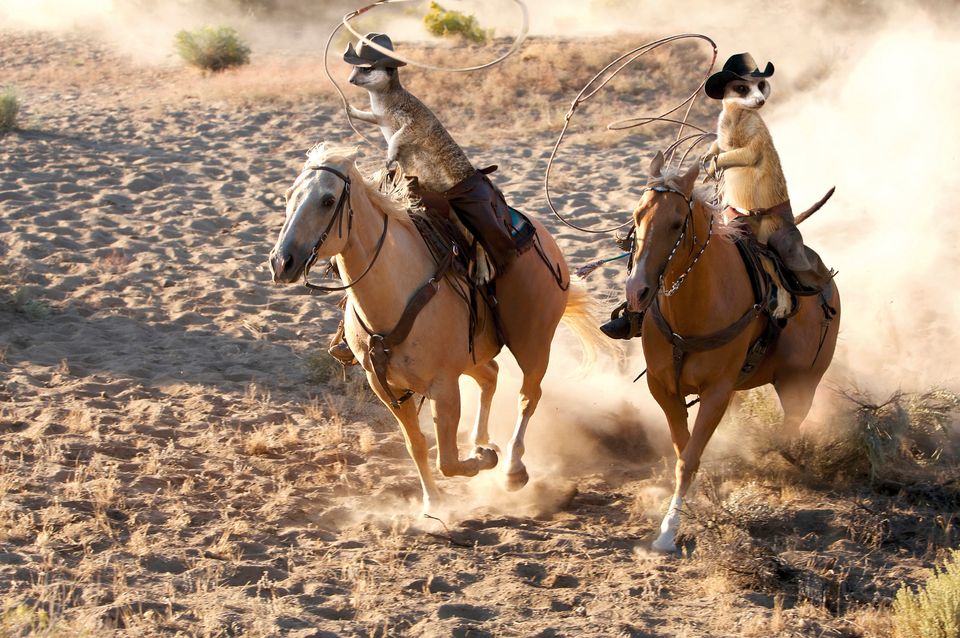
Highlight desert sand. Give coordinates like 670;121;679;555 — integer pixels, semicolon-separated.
0;27;954;638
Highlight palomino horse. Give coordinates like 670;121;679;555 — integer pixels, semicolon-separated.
269;145;600;512
626;152;841;552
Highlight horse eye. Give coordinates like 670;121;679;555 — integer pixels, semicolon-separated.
321;194;336;208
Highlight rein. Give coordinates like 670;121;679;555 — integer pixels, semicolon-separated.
300;165;390;293
631;184;712;298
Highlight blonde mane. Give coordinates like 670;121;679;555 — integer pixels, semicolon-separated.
303;144;421;226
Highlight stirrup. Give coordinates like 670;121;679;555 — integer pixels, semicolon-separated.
328;340;358;366
600;304;644;340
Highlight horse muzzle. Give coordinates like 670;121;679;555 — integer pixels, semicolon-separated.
625;279;655;313
269;249;302;284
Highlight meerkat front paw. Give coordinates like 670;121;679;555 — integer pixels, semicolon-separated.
704;155;720;179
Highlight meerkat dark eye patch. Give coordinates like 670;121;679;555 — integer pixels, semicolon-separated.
734;84;748;94
357;67;372;74
758;80;767;91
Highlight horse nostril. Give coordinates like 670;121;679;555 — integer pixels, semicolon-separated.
279;253;294;273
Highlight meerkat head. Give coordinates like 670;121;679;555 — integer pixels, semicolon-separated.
722;77;771;110
348;66;397;93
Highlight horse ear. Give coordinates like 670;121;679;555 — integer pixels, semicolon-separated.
649;151;665;178
678;161;700;194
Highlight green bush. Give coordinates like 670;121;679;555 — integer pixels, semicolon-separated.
423;2;490;44
0;88;18;131
894;550;960;638
174;26;251;72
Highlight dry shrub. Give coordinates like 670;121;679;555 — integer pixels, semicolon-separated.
726;386;960;489
423;2;490;44
0;87;18;131
893;549;960;638
174;26;251;72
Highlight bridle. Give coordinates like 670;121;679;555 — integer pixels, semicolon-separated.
629;184;713;298
297;165;389;293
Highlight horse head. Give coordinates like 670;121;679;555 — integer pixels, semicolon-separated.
269;144;358;284
625;151;700;312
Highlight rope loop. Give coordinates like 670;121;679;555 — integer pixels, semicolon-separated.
544;33;719;234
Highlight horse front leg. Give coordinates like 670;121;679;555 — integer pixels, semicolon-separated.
376;383;442;514
653;382;734;553
431;377;498;480
647;376;691;553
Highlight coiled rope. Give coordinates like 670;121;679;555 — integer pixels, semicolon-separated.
323;0;531;145
544;33;719;234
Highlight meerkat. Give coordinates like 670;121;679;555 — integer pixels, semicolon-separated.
345;60;475;193
704;74;789;243
343;33;518;276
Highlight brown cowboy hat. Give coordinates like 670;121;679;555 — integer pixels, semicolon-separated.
343;32;406;69
705;52;774;99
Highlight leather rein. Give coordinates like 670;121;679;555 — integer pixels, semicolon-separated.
300;165;389;293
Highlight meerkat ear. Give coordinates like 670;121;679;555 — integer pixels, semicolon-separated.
649;151;665;179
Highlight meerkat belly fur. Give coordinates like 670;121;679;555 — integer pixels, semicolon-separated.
707;76;788;243
347;66;474;193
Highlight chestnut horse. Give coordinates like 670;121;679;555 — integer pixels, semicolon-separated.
269;145;602;512
625;152;840;552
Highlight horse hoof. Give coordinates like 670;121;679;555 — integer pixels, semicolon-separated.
475;446;498;471
651;535;678;554
505;467;529;492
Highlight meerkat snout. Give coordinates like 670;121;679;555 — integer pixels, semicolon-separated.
723;78;771;110
348;66;393;92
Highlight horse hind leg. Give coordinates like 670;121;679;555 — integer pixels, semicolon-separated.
465;360;499;450
502;357;548;492
772;375;819;459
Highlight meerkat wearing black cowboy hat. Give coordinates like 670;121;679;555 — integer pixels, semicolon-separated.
702;52;832;290
343;32;517;276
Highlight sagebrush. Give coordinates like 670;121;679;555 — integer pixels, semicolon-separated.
423;2;490;44
0;88;18;131
894;550;960;638
174;26;251;72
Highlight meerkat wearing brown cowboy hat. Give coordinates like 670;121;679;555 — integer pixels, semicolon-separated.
702;53;832;290
343;33;517;276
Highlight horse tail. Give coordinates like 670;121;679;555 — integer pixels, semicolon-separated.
560;285;615;373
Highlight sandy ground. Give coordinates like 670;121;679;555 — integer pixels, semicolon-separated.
0;30;952;637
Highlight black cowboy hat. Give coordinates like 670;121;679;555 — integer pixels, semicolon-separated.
343;32;406;69
704;53;774;99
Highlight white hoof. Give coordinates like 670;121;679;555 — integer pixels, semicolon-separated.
651;534;678;554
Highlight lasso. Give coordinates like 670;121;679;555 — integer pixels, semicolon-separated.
323;0;530;145
544;33;719;235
